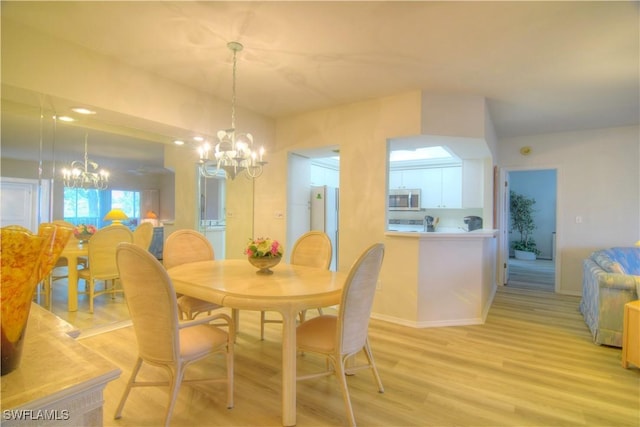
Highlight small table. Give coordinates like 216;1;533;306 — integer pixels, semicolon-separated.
59;240;89;312
622;300;640;368
168;259;345;426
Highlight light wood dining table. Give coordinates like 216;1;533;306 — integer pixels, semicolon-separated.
167;259;346;427
59;239;89;312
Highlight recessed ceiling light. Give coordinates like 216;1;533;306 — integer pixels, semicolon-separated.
71;107;96;115
173;140;185;146
56;115;75;122
193;136;204;142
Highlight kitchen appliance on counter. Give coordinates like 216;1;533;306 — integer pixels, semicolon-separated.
423;215;440;232
463;215;483;231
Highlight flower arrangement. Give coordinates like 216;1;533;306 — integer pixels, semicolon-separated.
73;224;97;239
244;237;283;259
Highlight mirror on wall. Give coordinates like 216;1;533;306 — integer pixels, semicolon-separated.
198;166;227;259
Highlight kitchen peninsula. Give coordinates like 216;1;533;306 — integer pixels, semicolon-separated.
378;228;498;328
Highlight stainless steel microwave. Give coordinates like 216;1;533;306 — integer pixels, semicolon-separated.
388;189;421;210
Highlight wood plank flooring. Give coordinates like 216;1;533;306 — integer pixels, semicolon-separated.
507;258;555;291
73;286;639;427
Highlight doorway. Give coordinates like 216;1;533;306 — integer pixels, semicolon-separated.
503;169;558;291
0;177;50;230
287;148;340;271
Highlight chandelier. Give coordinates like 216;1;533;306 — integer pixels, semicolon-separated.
61;133;109;189
199;41;266;180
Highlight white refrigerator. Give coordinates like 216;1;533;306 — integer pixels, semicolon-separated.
310;185;339;271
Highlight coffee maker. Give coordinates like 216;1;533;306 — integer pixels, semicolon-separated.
424;215;435;232
463;216;483;231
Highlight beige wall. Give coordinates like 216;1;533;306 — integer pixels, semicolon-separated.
260;91;497;322
260;91;425;321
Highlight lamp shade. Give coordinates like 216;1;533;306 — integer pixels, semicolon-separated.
103;208;129;224
144;210;158;219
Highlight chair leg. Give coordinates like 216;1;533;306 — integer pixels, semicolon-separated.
114;357;143;419
89;278;95;314
336;355;357;427
164;366;185;427
260;311;266;340
363;338;384;393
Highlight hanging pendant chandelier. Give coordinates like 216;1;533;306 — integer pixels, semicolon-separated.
61;133;109;189
200;41;266;180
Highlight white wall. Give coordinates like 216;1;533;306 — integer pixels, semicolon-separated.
498;125;640;294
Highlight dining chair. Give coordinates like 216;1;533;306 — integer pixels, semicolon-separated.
260;231;332;340
77;225;133;313
41;219;89;308
132;221;154;250
296;243;385;427
163;229;223;320
114;243;234;427
37;222;74;309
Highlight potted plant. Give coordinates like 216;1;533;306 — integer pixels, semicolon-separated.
509;190;541;260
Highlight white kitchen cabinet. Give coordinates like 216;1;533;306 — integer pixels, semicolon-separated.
389;169;424;189
423;166;461;208
205;228;226;259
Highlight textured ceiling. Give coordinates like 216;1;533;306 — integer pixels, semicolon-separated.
1;1;638;169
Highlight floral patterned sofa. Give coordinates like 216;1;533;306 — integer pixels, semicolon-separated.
579;247;640;347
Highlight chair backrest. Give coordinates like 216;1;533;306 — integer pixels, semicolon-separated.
37;222;73;282
163;229;214;269
337;243;385;355
117;242;180;365
88;225;133;278
133;222;154;250
53;220;76;229
290;231;332;269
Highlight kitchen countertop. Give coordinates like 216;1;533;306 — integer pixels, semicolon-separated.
386;227;498;238
1;304;120;423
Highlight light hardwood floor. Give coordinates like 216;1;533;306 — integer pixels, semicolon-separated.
507;258;555;291
68;286;639;427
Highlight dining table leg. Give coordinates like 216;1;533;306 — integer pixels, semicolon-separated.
280;305;298;426
66;256;79;312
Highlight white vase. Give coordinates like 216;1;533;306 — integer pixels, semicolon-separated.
514;249;536;260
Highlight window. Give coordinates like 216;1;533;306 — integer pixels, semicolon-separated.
64;188;140;228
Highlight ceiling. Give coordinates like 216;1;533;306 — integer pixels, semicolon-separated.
1;1;638;171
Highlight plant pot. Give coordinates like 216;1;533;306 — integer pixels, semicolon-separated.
248;256;282;275
514;249;536;261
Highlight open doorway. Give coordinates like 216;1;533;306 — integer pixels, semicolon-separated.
287;147;339;271
504;169;557;291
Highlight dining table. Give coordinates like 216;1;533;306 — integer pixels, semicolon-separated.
167;258;346;427
59;239;89;312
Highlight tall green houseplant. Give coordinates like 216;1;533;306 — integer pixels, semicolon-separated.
510;190;540;256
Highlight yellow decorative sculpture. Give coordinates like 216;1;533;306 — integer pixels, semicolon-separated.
1;223;72;375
